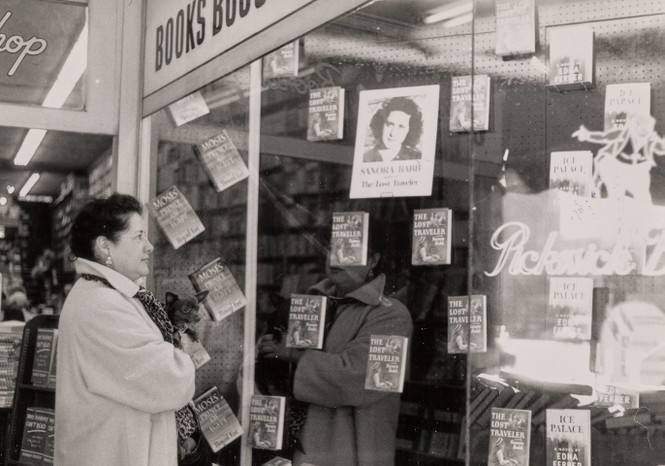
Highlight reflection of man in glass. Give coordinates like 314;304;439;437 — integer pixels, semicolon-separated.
363;97;423;162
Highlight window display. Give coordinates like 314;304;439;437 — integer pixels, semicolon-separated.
143;0;665;464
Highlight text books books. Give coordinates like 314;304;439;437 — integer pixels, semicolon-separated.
546;409;591;466
495;0;536;56
364;335;408;393
447;295;487;354
330;211;369;267
193;386;243;452
19;407;53;464
549;151;593;197
249;395;286;450
148;185;205;249
547;277;593;341
308;86;345;141
594;381;638;409
286;294;327;349
193;130;249;192
487;408;531;466
31;328;57;388
412;208;452;265
449;75;491;132
548;24;594;90
604;82;651;131
188;258;246;322
263;41;299;80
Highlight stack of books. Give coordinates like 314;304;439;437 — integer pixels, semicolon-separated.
0;321;25;407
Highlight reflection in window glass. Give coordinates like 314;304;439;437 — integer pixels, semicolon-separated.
0;0;87;109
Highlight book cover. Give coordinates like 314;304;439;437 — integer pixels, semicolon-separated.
412;208;452;265
192;386;243;453
549;151;593;197
364;334;408;393
147;185;205;250
263;41;299;80
546;409;591;466
548;24;594;90
188;258;246;322
286;294;327;349
350;85;440;199
248;395;286;450
594;381;638;409
31;328;56;387
604;82;651;131
447;295;487;354
547;277;594;341
183;336;211;369
42;409;55;465
167;90;210;127
19;407;48;463
487;408;531;466
330;211;369;267
495;0;536;56
307;86;345;141
449;75;491;132
193;130;249;192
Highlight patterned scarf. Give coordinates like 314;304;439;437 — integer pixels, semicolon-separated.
80;273;197;441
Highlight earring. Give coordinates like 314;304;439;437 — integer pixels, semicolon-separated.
105;254;113;268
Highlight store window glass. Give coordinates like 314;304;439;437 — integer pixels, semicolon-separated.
254;3;473;465
471;0;665;465
0;0;88;109
150;67;251;464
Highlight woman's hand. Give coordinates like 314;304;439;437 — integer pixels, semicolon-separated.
258;334;304;364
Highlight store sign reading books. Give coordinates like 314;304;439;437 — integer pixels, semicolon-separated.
0;11;48;77
144;0;313;96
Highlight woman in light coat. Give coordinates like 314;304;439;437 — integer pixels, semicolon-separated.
55;194;196;466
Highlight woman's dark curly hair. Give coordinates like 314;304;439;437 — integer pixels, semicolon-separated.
369;97;424;149
70;193;143;262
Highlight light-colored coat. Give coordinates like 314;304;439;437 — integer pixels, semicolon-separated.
293;275;413;466
55;258;195;466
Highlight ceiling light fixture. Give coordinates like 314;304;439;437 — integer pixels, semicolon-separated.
13;16;88;167
442;12;473;28
19;173;41;198
0;196;7;206
422;1;472;25
6;185;14;194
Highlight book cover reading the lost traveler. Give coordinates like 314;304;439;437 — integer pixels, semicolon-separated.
330;211;369;267
546;409;591;466
193;130;249;192
248;395;286;451
449;75;491;133
188;258;246;322
147;185;205;249
412;207;452;266
307;86;345;141
263;41;299;80
364;335;408;393
192;386;243;453
286;294;327;350
487;408;531;466
547;277;593;341
447;295;487;354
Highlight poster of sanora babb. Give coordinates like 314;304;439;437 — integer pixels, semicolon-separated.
350;85;440;199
